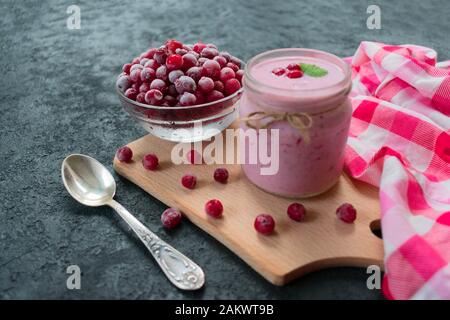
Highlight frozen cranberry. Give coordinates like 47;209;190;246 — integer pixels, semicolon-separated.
286;69;303;79
287;63;300;71
229;56;241;68
168;84;177;96
193;42;207;54
164;95;178;107
179;92;197;106
219;67;236;83
131;83;140;92
145;89;164;105
287;203;306;222
197;57;208;66
140;67;156;83
186;67;203;82
116;75;131;92
150;79;167;94
182;53;198;70
116;146;133;163
206;90;224;102
219;51;232;61
144;59;160;70
166;54;184;70
272;68;286;76
224;78;241;96
168;69;184;83
139;58;150;66
156;65;168;81
336;203;357;223
142;153;159;170
136;92;146;103
213;56;227;68
165;39;183;54
175;76;197;94
226;62;239;72
130;68;142;84
161;208;182;229
198;76;215;93
254;214;275;235
213;168;229;184
205;199;223;218
194;90;206;105
125;88;138;100
187;149;202;164
131;57;140;64
175;48;188;56
122;63;132;74
202;60;221;79
201;47;219;59
154;47;167;65
235;69;244;83
142;48;157;59
214;80;224;92
181;174;197;189
206;43;218;49
139;82;150;93
130;63;144;73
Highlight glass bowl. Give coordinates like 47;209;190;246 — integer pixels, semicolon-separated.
116;74;244;143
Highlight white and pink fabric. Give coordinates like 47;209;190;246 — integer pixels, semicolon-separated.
344;42;450;299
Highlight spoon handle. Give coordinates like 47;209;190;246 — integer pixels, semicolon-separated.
108;199;205;290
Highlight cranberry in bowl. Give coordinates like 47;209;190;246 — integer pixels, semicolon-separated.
116;40;244;143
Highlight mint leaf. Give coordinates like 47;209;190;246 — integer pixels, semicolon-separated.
299;63;328;77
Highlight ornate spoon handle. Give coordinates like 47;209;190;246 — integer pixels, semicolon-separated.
108;199;205;290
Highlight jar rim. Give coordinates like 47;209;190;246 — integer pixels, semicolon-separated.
244;48;351;96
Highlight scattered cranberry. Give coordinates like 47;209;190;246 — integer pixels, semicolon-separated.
116;146;133;163
179;92;197;106
287;203;306;222
145;89;164;105
181;174;197;189
168;69;184;84
272;68;286;76
198;76;215;93
165;39;183;54
161;208;182;229
205;199;223;218
122;63;132;74
336;203;357;223
187;149;202;164
142;153;159;170
287;63;301;71
140;67;156;83
254;214;275;235
213;168;229;184
286;69;303;79
193;42;207;54
175;76;197;94
125;88;138;100
206;90;225;102
166;54;184;70
219;67;235;83
224;78;241;95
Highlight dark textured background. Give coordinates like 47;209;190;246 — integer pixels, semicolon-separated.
0;0;449;299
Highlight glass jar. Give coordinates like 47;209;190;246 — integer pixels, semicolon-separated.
239;48;352;198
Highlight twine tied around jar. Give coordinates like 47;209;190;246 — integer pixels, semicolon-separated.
241;111;313;144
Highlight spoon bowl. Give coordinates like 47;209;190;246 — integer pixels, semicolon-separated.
62;154;116;207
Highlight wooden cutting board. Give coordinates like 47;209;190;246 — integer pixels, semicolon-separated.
113;127;384;285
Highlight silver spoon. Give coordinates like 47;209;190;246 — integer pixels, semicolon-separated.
61;153;205;290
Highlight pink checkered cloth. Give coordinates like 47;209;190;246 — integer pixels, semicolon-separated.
344;41;450;300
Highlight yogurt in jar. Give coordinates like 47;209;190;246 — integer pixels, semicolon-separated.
240;48;352;198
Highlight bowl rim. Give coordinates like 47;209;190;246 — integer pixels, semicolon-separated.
116;59;245;111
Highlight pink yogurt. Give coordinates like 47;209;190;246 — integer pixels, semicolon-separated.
240;49;352;197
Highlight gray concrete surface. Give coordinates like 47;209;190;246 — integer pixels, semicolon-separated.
0;0;448;299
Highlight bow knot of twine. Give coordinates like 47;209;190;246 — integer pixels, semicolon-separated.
242;111;313;143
